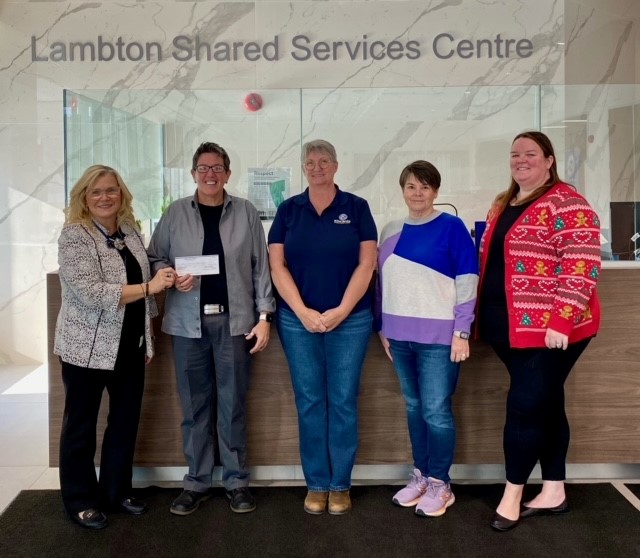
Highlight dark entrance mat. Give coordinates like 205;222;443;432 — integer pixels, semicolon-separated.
625;482;640;498
625;483;640;500
0;484;638;558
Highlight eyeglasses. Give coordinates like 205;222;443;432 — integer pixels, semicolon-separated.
303;158;334;170
195;164;227;174
87;188;121;200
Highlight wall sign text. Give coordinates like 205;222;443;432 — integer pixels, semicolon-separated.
30;33;534;63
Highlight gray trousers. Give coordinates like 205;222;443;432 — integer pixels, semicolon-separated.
172;313;251;492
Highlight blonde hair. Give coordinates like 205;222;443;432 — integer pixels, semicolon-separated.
301;139;338;163
64;165;138;230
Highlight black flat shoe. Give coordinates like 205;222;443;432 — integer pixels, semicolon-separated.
170;489;213;516
71;508;107;530
119;497;147;515
490;512;520;532
226;487;256;513
520;499;569;518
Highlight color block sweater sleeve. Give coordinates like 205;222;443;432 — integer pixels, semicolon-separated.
450;217;480;334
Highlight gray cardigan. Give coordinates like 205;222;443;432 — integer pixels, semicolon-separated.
54;222;158;369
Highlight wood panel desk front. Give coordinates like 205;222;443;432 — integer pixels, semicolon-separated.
47;269;640;467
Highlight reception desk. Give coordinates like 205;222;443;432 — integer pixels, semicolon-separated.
47;268;640;468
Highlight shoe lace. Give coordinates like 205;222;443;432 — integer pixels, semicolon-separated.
426;479;448;498
408;472;428;492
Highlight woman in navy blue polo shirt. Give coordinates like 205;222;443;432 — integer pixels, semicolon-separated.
268;139;377;516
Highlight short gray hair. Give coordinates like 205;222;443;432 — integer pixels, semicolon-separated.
301;139;337;163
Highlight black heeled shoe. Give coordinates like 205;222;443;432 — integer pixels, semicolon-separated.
490;512;520;532
520;499;569;518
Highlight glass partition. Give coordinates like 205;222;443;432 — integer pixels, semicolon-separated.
64;85;640;261
301;86;540;227
64;90;165;236
540;85;640;261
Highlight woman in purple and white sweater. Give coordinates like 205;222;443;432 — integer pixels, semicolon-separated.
375;160;478;518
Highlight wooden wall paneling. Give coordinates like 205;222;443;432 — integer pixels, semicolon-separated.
245;340;300;465
47;273;63;468
564;269;640;462
453;342;508;464
133;314;184;466
357;338;409;464
48;268;640;468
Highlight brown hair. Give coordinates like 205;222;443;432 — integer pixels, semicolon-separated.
191;142;231;171
65;165;137;230
399;160;441;191
493;131;561;212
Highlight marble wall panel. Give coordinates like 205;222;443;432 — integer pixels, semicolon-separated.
0;0;637;364
564;0;639;85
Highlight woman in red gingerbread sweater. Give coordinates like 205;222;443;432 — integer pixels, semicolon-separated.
477;131;601;532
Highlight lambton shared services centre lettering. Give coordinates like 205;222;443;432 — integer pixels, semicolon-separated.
30;33;534;63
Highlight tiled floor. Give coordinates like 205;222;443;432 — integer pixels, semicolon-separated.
1;364;639;515
0;364;53;513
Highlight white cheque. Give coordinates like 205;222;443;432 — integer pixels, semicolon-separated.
174;255;220;276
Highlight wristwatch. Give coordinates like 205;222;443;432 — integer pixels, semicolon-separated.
259;312;273;323
453;330;470;340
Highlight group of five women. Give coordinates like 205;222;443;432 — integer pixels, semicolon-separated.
54;131;601;532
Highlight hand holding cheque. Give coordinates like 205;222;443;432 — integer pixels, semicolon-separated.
173;256;220;293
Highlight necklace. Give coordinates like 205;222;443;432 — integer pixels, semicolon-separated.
93;221;126;250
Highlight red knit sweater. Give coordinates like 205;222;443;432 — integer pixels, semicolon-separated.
478;182;601;348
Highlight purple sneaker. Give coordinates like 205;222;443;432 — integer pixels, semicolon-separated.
415;478;455;517
392;469;428;507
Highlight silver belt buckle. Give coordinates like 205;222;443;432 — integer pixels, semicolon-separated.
204;304;224;315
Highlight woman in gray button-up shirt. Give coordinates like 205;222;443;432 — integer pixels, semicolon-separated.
147;142;275;516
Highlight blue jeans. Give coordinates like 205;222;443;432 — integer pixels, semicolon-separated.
389;340;460;483
277;308;372;491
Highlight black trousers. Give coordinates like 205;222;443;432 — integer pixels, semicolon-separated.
491;339;591;485
59;345;145;515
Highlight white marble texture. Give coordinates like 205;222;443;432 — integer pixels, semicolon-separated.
0;1;638;363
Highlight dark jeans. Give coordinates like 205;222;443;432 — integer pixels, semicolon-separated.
172;313;252;492
59;346;145;515
491;339;591;485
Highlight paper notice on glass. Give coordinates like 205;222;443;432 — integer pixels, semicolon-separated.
175;255;220;276
248;167;290;221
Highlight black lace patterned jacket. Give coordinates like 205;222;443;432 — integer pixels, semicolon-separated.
54;222;158;369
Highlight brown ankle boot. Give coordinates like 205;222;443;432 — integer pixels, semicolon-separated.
304;491;328;514
328;490;351;515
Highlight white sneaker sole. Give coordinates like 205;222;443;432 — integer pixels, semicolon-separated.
392;495;423;508
415;494;456;517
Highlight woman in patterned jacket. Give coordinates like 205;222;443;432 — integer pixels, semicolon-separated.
477;131;601;532
54;165;174;529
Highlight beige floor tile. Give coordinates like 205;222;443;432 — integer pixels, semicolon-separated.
0;466;48;513
30;467;61;490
